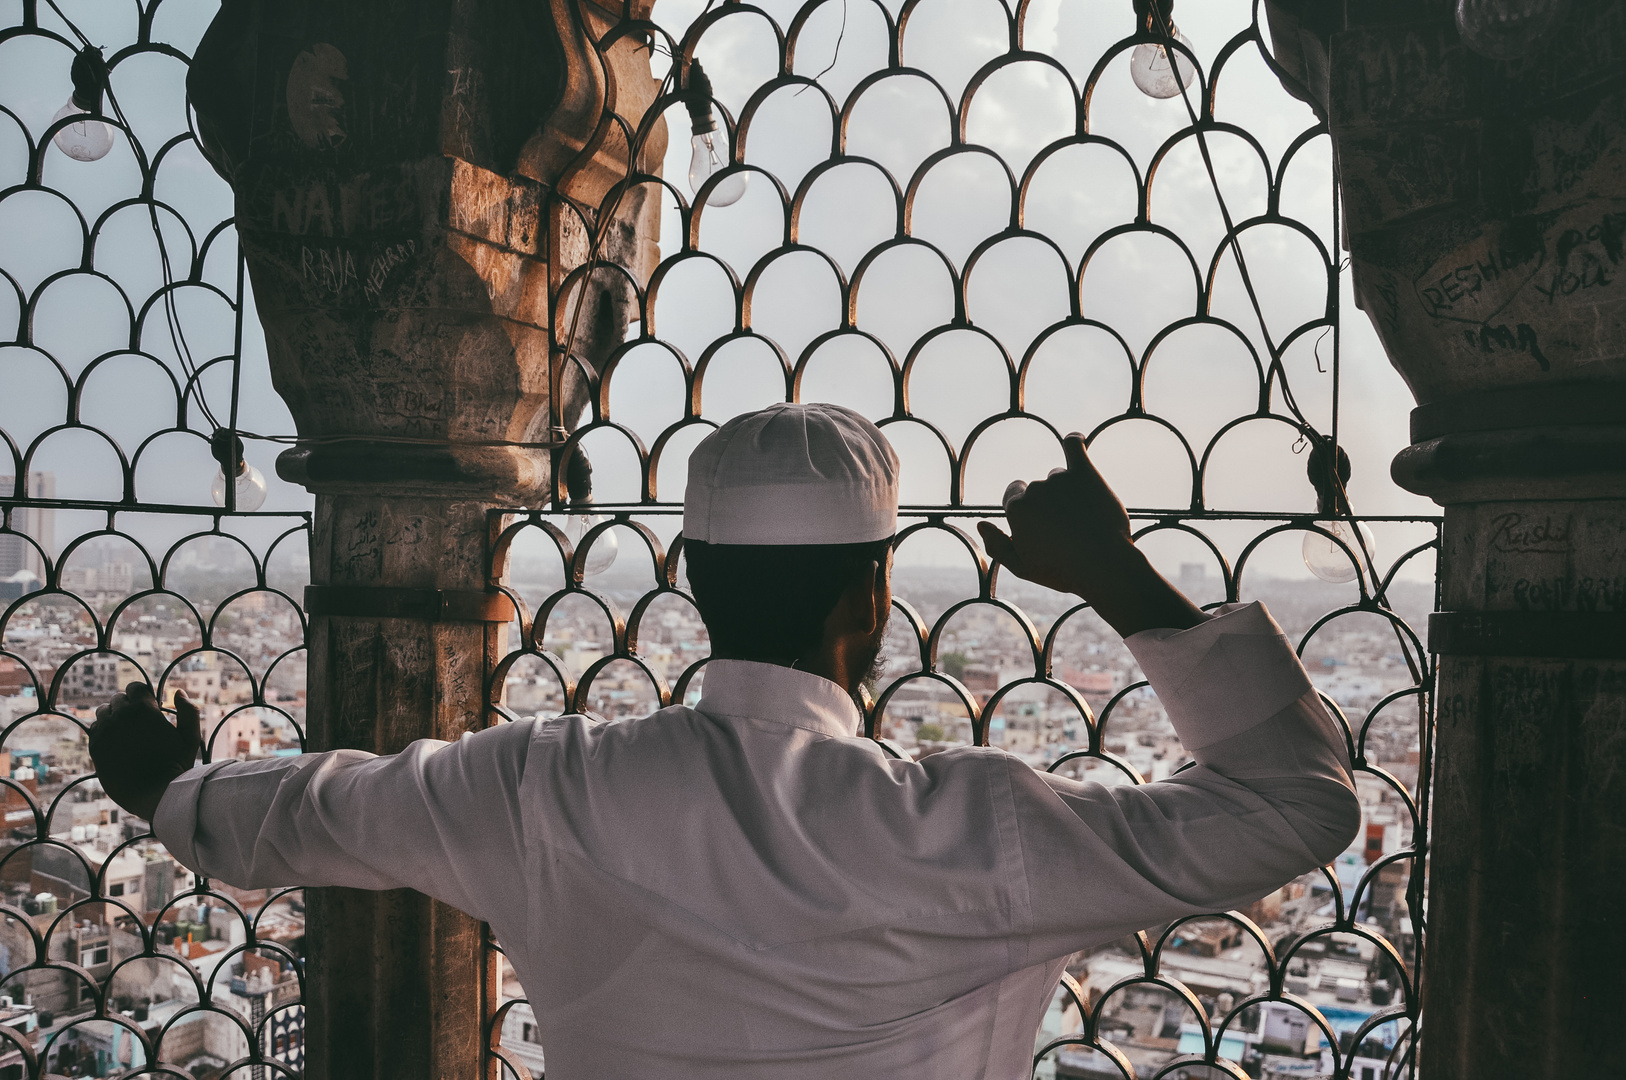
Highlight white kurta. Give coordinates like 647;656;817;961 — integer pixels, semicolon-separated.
155;601;1360;1079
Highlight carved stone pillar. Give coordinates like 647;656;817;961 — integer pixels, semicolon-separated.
188;2;662;1076
1267;0;1625;1073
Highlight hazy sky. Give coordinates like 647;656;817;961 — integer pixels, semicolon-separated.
0;0;1438;590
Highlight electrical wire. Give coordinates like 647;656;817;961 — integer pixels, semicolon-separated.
1145;4;1312;431
1142;4;1426;695
797;0;849;92
42;0;1407;610
44;0;223;434
552;0;729;389
553;27;680;444
1145;3;1396;610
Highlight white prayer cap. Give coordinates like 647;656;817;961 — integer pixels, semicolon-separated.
683;403;899;545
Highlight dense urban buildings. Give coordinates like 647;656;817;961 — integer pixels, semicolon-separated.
0;534;306;1077
0;523;1423;1076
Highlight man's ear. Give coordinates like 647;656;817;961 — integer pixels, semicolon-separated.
825;561;880;639
858;558;887;634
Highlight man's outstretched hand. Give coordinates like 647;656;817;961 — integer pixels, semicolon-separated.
977;433;1207;638
89;683;200;822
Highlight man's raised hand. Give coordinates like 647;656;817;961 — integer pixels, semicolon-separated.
89;682;201;822
978;433;1206;638
977;434;1134;598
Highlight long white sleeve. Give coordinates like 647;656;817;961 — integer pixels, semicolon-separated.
152;719;536;926
1015;601;1361;957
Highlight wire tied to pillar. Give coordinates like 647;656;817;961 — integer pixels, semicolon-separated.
550;24;682;510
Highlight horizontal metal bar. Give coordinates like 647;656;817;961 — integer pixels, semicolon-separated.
304;585;517;623
1429;611;1626;660
490;505;1444;523
0;497;311;520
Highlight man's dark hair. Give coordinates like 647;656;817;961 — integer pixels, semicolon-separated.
684;537;893;664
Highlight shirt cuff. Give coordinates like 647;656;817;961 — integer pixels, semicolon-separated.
152;760;236;877
1123;601;1313;751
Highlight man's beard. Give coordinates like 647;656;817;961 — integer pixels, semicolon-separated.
855;611;891;705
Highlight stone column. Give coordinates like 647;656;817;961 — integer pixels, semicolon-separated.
1267;0;1625;1072
187;2;662;1076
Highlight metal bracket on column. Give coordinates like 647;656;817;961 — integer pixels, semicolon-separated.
1429;611;1626;659
305;585;517;623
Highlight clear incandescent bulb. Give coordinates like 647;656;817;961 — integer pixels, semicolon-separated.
565;513;620;575
1455;0;1568;59
689;131;748;206
51;99;115;161
1302;519;1376;584
1131;25;1197;99
211;461;268;511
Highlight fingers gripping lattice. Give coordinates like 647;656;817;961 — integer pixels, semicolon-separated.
486;2;1439;1079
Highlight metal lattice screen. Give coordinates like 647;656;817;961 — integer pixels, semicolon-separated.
1;1;310;1076
484;1;1438;1078
0;0;1441;1078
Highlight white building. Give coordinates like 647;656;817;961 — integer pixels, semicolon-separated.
0;473;54;590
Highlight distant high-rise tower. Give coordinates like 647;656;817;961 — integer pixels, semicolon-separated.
0;472;56;589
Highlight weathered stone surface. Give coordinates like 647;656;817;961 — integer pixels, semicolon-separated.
1267;1;1626;1074
1334;7;1626;403
190;2;663;1076
191;0;663;499
1439;500;1626;613
1429;650;1626;1071
303;494;499;1080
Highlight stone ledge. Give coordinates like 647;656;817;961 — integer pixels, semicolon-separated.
1392;424;1626;503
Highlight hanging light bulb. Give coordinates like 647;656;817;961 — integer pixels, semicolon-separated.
1302;519;1377;585
1301;437;1376;584
209;430;268;512
683;60;748;207
561;451;619;575
1456;0;1568;59
211;461;269;512
564;512;620;576
52;45;116;162
1130;0;1197;99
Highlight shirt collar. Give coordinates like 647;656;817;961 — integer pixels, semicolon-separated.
695;659;862;739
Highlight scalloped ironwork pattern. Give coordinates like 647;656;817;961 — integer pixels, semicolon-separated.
0;0;1442;1078
2;2;309;1076
484;0;1439;1078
